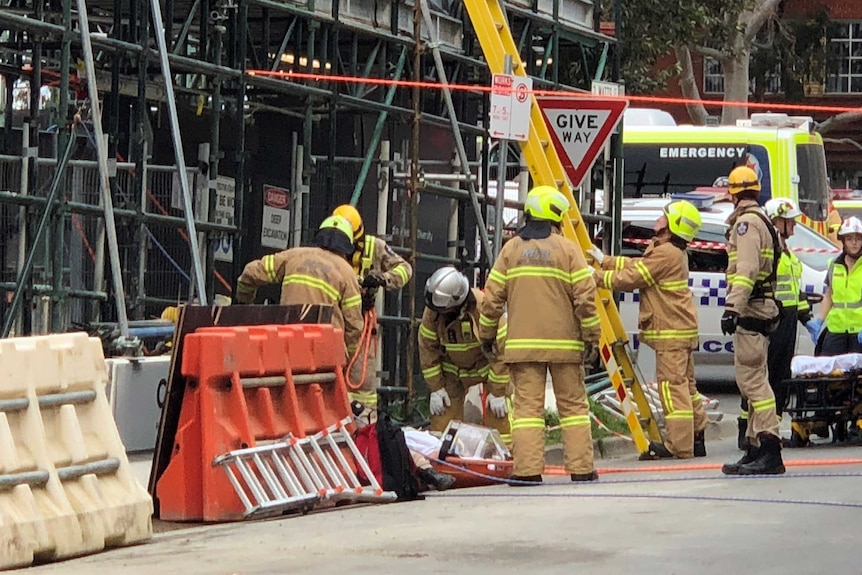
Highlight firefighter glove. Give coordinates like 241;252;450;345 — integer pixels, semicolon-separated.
429;387;451;416
805;317;824;344
362;271;387;289
857;331;862;345
486;394;508;418
361;291;377;313
480;338;496;358
587;245;605;265
720;311;738;336
797;309;812;326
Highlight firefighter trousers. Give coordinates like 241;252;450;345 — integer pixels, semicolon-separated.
734;326;780;442
429;373;510;439
510;362;594;477
655;347;706;458
348;328;380;408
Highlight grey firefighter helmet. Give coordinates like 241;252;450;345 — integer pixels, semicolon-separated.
425;267;470;312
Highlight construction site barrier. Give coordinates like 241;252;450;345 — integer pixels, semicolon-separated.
0;333;153;569
156;324;358;522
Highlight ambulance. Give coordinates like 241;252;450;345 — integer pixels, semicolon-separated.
615;195;840;382
622;111;832;234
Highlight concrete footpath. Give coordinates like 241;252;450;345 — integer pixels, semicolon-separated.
30;402;862;575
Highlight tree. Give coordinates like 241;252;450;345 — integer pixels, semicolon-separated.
605;0;782;125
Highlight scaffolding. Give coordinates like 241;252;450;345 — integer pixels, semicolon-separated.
0;0;615;387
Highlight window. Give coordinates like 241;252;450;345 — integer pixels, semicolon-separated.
795;144;829;221
703;57;782;95
826;22;862;94
704;58;724;94
623;142;772;200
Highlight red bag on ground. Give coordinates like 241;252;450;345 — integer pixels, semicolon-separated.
353;424;383;486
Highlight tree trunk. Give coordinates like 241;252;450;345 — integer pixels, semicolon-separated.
721;49;750;125
674;45;708;126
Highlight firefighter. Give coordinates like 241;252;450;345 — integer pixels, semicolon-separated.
805;216;862;356
332;204;413;409
720;166;785;476
235;215;364;357
478;185;600;485
589;200;707;460
418;266;511;441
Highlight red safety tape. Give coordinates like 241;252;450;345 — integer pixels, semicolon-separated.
623;237;840;254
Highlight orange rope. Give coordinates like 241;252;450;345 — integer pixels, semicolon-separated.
345;307;377;391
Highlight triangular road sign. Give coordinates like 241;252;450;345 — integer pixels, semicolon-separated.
536;97;628;189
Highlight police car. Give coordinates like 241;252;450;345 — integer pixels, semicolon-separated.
615;196;840;382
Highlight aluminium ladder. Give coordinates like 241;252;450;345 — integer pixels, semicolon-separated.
462;0;664;452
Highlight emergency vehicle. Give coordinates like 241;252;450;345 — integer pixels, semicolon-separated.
623;111;832;234
616;196;840;382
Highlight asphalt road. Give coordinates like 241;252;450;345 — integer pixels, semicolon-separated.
28;391;862;575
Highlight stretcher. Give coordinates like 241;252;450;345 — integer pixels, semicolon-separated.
783;354;862;447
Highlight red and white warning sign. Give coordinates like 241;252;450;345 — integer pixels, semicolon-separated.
261;184;290;250
489;73;532;141
536;97;627;189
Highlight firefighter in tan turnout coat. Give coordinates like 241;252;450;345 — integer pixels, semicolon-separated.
720;166;785;476
590;200;708;460
235;215;364;358
418;267;511;441
332;204;412;409
479;185;601;484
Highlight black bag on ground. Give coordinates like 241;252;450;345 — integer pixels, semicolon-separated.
376;414;424;502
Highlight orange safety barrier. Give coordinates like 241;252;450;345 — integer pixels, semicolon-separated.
155;324;353;522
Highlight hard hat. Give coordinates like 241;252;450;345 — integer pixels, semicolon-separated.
727;166;761;194
160;305;179;323
332;204;364;241
838;216;862;238
663;200;702;243
318;215;354;243
524;185;570;223
764;198;802;220
425;266;470;312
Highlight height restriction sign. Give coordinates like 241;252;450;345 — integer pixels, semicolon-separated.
489;74;532;141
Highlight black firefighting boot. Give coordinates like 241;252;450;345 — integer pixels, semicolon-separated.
738;434;786;475
737;417;750;451
638;441;674;461
508;474;543;486
417;468;456;491
694;431;707;457
571;470;599;482
721;444;761;475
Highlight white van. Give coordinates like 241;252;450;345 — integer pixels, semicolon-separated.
615;197;840;382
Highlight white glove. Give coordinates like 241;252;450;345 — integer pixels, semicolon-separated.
429;388;451;416
587;245;605;265
486;394;508;418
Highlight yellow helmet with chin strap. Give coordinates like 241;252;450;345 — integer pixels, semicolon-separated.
727;166;761;194
664;200;702;243
524;185;570;223
332;204;364;241
318;215;354;242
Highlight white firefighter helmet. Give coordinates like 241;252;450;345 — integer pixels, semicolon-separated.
838;216;862;238
764;198;802;221
425;267;470;312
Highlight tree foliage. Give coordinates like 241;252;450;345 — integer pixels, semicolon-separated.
603;0;785;124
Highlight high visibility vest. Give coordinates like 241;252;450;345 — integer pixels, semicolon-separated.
826;258;862;333
775;251;803;309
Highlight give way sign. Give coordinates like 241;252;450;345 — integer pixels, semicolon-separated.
536;97;628;189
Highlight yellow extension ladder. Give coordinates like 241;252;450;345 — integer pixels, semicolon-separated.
463;0;662;452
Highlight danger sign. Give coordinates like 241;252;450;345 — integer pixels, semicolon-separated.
536;97;627;189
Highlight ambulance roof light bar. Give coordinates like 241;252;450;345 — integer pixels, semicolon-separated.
737;113;815;132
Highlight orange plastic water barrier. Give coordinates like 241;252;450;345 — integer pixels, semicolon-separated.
156;324;353;521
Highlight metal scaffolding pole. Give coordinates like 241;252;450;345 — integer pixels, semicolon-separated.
418;0;493;264
148;0;208;304
2;130;77;338
77;0;133;338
